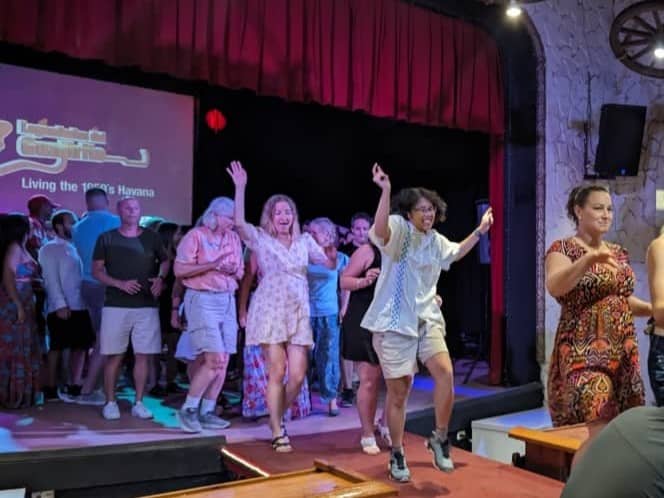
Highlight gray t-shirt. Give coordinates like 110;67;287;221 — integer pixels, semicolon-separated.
93;229;167;308
562;406;664;498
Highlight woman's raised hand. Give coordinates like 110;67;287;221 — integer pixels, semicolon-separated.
479;206;494;234
372;163;390;190
226;160;247;188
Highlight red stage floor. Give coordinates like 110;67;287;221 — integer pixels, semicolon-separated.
223;428;563;498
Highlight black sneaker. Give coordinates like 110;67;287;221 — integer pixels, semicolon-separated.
149;385;168;398
166;382;186;394
43;386;60;402
339;388;354;407
64;384;82;397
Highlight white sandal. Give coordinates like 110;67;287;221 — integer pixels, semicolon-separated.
375;423;392;447
361;436;380;455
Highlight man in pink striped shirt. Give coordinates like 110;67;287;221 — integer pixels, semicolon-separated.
174;197;244;433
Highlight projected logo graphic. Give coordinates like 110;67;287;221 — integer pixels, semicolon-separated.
0;118;150;176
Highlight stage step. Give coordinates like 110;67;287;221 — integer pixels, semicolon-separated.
471;406;552;463
0;436;228;498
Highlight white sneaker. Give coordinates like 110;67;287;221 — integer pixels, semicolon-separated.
131;401;153;419
102;401;121;420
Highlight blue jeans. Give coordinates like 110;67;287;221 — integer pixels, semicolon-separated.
311;315;341;403
648;334;664;407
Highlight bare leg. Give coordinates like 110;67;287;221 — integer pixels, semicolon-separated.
81;345;105;395
187;352;220;397
284;344;309;410
263;344;288;438
103;354;124;402
187;356;203;382
69;350;87;386
357;362;382;438
342;358;355;390
133;353;150;402
424;352;454;435
202;353;229;402
384;376;413;449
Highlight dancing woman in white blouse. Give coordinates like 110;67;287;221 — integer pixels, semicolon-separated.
361;164;493;482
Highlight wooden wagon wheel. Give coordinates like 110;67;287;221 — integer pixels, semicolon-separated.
610;0;664;79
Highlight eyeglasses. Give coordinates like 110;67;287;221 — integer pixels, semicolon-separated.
412;206;436;214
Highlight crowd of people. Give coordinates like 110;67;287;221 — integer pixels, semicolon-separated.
1;163;663;486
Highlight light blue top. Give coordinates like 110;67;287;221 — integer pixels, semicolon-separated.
307;252;349;317
72;210;121;281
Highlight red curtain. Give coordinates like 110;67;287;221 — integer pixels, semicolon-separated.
0;0;505;382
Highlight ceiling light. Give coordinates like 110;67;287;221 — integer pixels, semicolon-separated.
506;0;522;18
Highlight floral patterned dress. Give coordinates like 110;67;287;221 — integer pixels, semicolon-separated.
242;225;327;346
547;238;644;426
0;259;42;408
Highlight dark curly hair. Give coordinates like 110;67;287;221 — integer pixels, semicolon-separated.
391;187;447;223
566;184;611;226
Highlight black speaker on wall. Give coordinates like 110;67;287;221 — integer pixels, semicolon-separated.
594;104;646;178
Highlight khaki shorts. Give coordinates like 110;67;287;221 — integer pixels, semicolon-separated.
184;289;238;355
372;321;448;379
99;307;161;355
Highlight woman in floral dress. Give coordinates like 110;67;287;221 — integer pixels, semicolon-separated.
238;250;311;420
546;185;651;429
0;214;42;408
227;161;335;452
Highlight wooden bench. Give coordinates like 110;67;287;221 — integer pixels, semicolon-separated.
508;423;589;481
139;459;398;497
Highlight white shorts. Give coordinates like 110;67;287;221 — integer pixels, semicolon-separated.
99;307;161;355
175;330;196;363
184;289;238;355
372;322;449;379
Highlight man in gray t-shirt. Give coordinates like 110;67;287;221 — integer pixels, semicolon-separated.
92;197;169;421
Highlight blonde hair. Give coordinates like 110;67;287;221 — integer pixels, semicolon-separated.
309;217;338;246
260;194;301;238
201;197;234;230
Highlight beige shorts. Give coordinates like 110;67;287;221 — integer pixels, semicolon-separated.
184;289;238;355
372;321;449;379
99;307;161;355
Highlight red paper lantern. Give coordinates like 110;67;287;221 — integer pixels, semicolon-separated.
205;109;227;133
